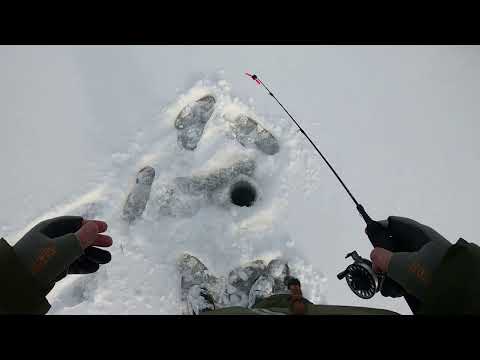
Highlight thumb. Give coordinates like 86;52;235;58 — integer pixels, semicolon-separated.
370;247;393;273
75;221;100;250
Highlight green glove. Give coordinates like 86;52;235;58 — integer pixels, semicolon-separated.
13;216;112;294
370;217;452;303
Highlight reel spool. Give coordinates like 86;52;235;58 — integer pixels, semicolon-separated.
337;251;385;299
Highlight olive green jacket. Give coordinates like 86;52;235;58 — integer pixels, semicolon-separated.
0;238;51;314
204;294;399;315
419;238;480;314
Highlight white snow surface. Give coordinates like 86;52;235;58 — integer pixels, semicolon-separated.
1;46;479;315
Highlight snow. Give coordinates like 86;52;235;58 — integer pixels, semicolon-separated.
1;46;480;314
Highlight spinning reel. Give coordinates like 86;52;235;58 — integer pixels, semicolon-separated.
337;251;385;299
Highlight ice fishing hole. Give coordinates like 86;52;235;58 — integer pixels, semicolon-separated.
230;180;257;207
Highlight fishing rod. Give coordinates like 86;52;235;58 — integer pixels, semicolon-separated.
245;73;373;226
245;72;409;301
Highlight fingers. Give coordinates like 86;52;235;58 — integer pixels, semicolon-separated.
37;216;84;238
92;234;113;247
388;216;450;251
67;243;112;275
69;256;100;274
76;221;99;249
82;219;108;233
75;219;111;250
370;247;393;273
84;247;111;264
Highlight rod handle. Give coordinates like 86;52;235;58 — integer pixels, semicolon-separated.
356;203;374;225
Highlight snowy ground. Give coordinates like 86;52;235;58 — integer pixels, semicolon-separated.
1;46;479;314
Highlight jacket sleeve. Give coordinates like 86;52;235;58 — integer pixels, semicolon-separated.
421;238;480;314
0;238;51;314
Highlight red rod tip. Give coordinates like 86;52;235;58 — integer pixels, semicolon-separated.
245;72;261;85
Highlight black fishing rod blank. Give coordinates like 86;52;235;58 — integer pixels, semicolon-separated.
245;72;373;225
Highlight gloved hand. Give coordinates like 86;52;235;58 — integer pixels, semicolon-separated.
366;216;448;252
13;216;112;295
368;217;452;306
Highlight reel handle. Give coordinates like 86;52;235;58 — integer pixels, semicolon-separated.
337;270;348;280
